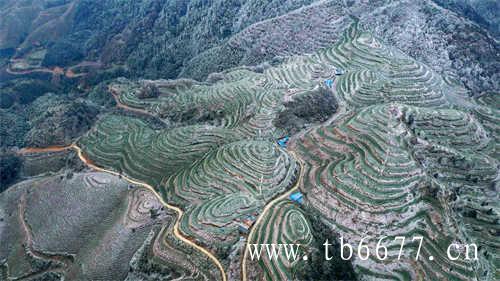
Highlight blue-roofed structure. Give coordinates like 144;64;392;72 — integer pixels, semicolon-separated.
289;192;303;204
244;215;256;221
335;68;345;75
238;225;249;234
277;136;289;148
324;79;333;88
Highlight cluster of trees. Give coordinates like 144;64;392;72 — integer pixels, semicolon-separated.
42;40;84;67
0;151;21;192
131;236;182;280
0;79;57;108
54;0;316;80
24;98;99;147
137;83;160;99
156;99;230;127
82;66;130;87
86;82;116;107
295;206;357;281
274;87;338;134
0;110;29;148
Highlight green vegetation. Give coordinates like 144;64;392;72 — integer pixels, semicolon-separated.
78;115;240;187
288;22;497;280
0;110;28;147
295;206;357;281
0;151;21;192
296;103;491;279
76;22;498;280
61;0;313;79
274;87;338;134
0;2;497;280
165;140;296;253
42;40;83;67
0;172;161;280
86;82;116;108
247;200;313;280
127;226;219;281
24;94;99;147
0;79;57;106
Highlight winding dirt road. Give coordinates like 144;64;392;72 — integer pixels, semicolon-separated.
19;144;227;281
16;81;342;281
241;83;346;281
70;144;227;281
241;149;304;281
7;59;101;78
19;145;72;154
108;86;154;116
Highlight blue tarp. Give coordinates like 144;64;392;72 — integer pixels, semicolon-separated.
277;136;289;148
289;192;303;204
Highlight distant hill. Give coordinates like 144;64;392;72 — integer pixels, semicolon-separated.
433;0;499;38
0;1;498;281
0;0;498;94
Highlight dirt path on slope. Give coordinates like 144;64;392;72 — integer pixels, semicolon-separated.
70;144;227;281
16;193;72;280
241;149;304;281
108;85;157;117
19;145;72;154
17;143;228;281
241;81;349;281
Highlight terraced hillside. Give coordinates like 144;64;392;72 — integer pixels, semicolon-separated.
78;67;301;271
474;93;500;159
126;222;223;280
6;19;494;281
109;69;290;139
108;22;472;122
1;0;498;280
77;113;299;265
246;200;313;280
73;21;499;281
294;103;498;280
285;23;498;281
179;0;351;79
165;140;297;254
78;115;240;187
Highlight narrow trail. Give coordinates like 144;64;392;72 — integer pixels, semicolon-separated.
17;194;69;280
241;149;304;281
18;144;227;281
6;67;55;75
7;58;100;78
109;86;155;116
19;145;72;154
241;83;346;281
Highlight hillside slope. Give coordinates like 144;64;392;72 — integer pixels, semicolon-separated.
0;1;498;281
1;0;498;94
